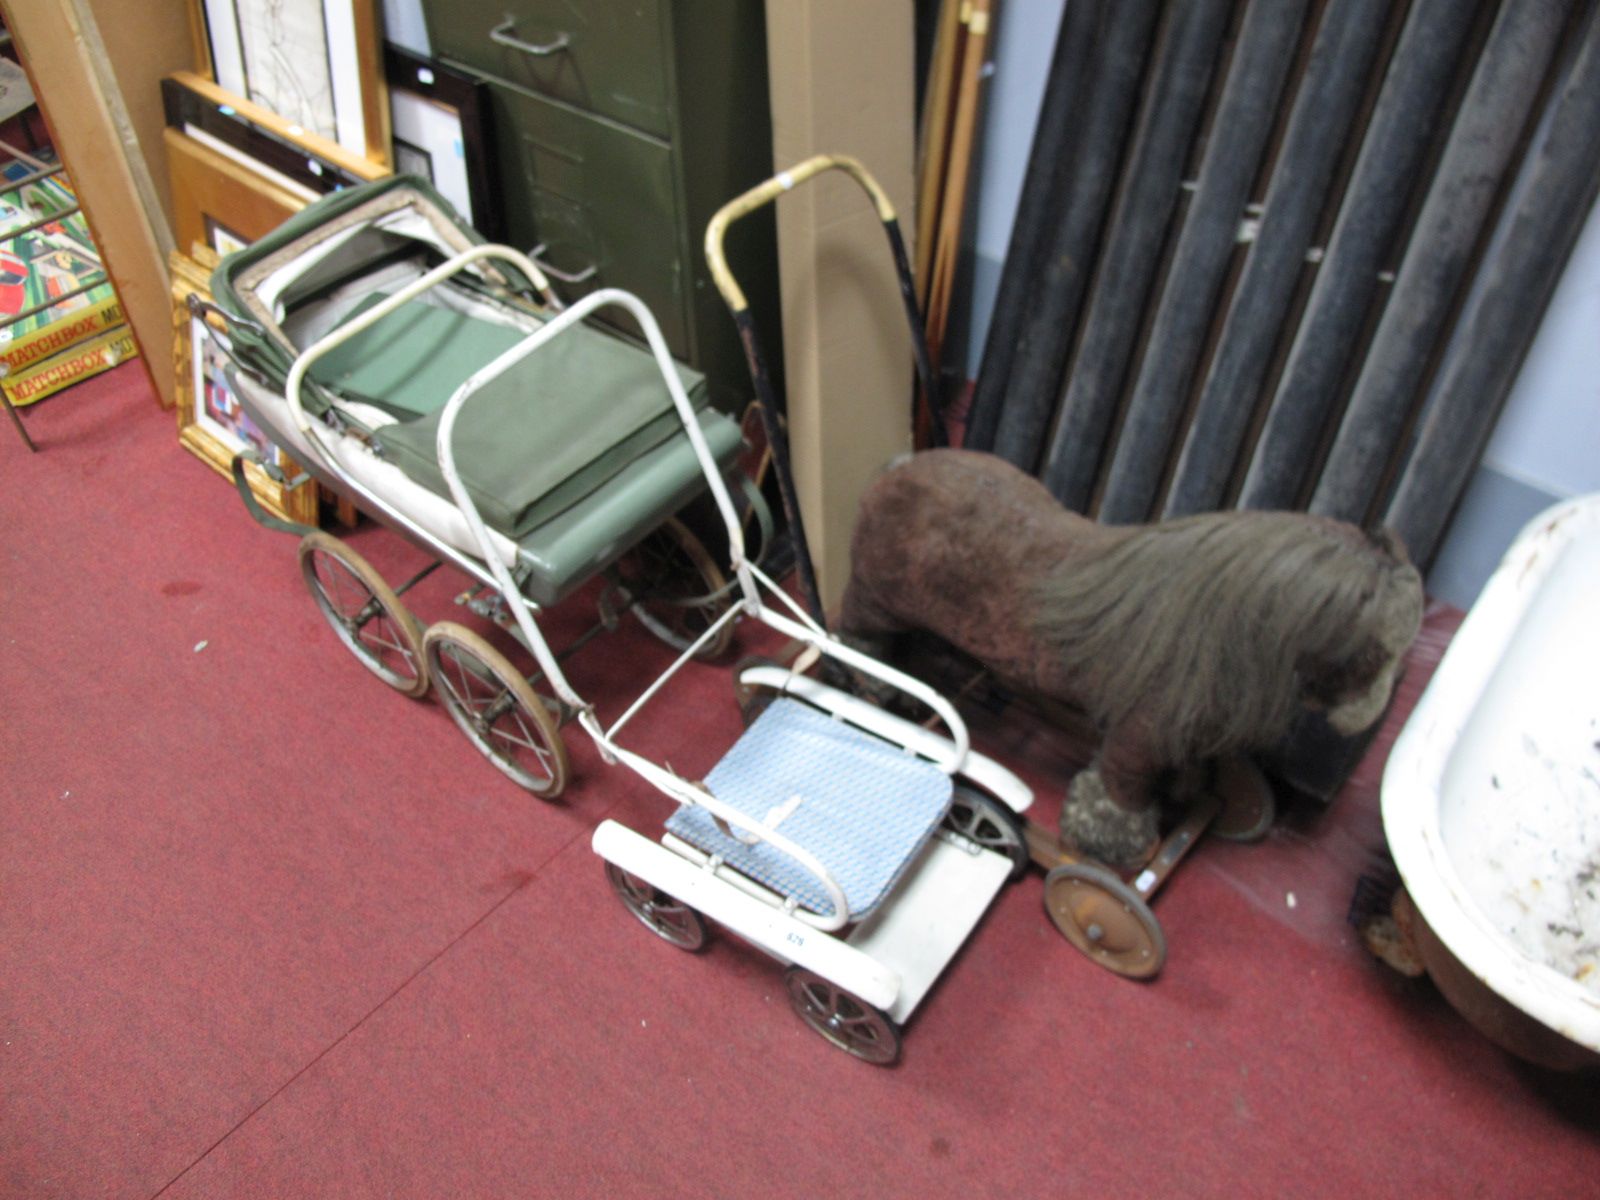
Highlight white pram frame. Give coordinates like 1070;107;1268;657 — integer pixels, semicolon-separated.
241;189;1034;1066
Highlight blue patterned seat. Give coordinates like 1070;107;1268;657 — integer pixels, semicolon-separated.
665;698;953;920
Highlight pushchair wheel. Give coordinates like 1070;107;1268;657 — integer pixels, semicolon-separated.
298;531;428;696
423;621;569;797
784;967;902;1066
610;517;734;659
604;863;708;951
945;785;1030;880
1043;862;1166;979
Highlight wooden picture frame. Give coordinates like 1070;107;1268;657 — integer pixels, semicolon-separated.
171;246;317;526
383;43;502;240
186;0;389;167
164;124;313;255
162;71;388;197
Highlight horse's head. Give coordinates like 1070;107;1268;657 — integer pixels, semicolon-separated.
1296;527;1424;736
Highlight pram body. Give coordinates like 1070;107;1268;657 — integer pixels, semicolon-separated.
213;170;1033;1064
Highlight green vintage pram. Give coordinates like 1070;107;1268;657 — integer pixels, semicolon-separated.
209;165;1034;1065
206;174;754;793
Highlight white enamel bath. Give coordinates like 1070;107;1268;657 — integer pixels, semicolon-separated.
1383;494;1600;1070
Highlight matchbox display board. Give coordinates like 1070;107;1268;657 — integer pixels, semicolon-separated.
0;159;134;405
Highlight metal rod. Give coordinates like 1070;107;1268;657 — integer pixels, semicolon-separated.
389;560;441;598
1098;0;1312;524
964;0;1103;452
1386;5;1600;566
1038;0;1234;510
988;0;1162;474
0;203;85;241
2;275;109;327
1;373;37;452
1310;0;1577;523
1238;0;1486;511
1163;0;1393;518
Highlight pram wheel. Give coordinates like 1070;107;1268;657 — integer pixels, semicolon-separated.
298;532;428;696
604;863;708;951
423;622;569;797
1043;862;1166;979
783;968;902;1066
945;785;1029;880
610;518;733;659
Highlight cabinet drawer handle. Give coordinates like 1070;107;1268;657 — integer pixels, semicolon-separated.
529;243;597;284
489;18;571;57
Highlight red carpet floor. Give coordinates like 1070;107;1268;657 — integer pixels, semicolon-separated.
2;364;1596;1198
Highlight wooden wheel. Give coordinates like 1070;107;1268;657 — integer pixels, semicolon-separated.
423;622;568;797
1209;755;1277;842
298;531;428;696
1044;861;1166;979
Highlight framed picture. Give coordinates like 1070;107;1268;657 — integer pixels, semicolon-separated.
165;124;315;256
188;0;389;166
384;43;502;239
161;72;387;198
172;247;318;526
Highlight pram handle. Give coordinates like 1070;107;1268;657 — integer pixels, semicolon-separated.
431;285;758;722
702;154;944;626
703;153;933;413
704;154;896;312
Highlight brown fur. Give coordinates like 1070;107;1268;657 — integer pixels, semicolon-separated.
839;449;1424;866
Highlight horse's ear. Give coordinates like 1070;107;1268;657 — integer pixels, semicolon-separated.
1365;525;1410;564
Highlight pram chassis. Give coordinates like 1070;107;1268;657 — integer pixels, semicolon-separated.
590;155;1035;1064
220;230;738;792
220;174;1033;1065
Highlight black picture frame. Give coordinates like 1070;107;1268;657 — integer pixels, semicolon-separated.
161;75;371;195
383;43;502;240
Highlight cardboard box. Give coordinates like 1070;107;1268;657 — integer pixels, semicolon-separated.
763;0;917;610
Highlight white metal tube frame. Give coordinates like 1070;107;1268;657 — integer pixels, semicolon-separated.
289;262;976;932
283;243;559;571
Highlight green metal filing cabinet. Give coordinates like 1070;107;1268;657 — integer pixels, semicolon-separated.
419;0;781;415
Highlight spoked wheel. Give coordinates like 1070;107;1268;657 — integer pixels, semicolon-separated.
1043;862;1167;979
1209;755;1277;842
945;785;1030;880
783;967;902;1066
423;621;569;797
610;517;734;659
605;863;708;951
298;531;428;696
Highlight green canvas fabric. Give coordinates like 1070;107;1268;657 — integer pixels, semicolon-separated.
371;307;713;539
307;292;531;420
515;406;745;607
208;175;535;409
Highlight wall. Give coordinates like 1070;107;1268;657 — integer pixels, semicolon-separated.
1426;195;1600;608
962;0;1067;379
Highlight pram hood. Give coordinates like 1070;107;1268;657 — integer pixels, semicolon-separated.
210;174;542;411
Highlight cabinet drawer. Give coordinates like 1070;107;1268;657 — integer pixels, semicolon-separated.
491;83;687;354
424;0;670;138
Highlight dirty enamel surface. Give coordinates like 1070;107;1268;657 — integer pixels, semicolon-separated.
1385;494;1600;1049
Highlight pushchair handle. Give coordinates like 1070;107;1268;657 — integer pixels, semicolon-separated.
702;155;943;626
704;153;897;312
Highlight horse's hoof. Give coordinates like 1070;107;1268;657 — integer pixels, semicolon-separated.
1059;770;1160;870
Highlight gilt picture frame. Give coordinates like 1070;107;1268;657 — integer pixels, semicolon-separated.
171;247;317;526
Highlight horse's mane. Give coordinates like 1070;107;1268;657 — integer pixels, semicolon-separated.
1029;511;1422;763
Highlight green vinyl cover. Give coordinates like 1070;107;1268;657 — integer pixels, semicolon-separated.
367;298;713;539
